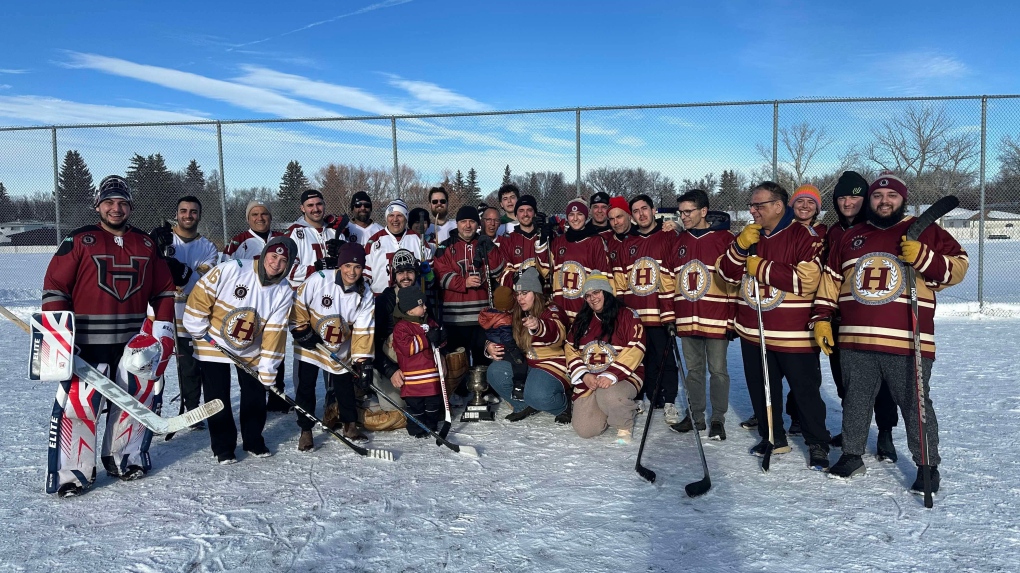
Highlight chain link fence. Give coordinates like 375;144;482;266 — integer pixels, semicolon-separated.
1;95;1017;313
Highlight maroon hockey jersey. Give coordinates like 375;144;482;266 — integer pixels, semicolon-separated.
392;317;441;398
434;236;504;325
611;223;677;326
673;215;737;339
549;230;611;322
497;227;549;287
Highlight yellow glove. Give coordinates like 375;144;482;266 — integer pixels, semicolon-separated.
736;224;762;250
746;255;763;277
899;235;923;266
814;321;834;356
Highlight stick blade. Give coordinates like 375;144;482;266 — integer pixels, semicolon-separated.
367;448;396;462
636;463;657;483
163;399;224;434
923;466;934;508
684;476;712;498
761;446;773;473
455;444;480;459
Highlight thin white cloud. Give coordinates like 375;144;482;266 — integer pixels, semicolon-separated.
229;0;413;51
0;85;10;90
0;95;209;126
386;75;489;112
530;133;574;148
617;136;644;147
0;69;27;74
234;66;405;115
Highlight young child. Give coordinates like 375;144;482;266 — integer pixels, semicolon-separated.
391;284;446;437
478;286;529;399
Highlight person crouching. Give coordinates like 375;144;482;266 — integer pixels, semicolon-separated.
391;284;447;437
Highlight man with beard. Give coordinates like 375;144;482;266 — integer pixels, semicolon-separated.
612;194;680;425
498;194;549;288
583;192;613;237
426;186;456;245
717;181;830;470
549;198;612;322
150;196;220;426
364;200;428;296
346;192;383;247
814;173;967;492
819;172;899;458
497;184;520;237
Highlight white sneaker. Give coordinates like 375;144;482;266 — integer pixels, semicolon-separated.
663;403;682;425
616;429;633;445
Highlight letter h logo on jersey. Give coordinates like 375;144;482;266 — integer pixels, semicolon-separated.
92;255;149;302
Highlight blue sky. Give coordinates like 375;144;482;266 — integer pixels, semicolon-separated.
1;0;1018;195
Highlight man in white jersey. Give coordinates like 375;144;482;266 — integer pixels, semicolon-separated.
346;191;383;246
364;199;428;296
286;189;347;288
426;186;456;245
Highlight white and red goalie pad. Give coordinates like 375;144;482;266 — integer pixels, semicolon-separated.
29;311;75;381
123;318;175;380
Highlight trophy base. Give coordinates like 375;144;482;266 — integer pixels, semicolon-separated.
461;407;495;422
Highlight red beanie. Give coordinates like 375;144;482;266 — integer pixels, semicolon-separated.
608;196;630;215
868;171;909;202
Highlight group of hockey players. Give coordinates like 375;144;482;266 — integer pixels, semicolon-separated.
38;170;966;499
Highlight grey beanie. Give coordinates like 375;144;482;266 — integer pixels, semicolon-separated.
513;267;544;294
582;271;614;296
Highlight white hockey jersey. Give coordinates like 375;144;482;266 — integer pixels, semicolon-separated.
183;259;294;385
166;233;219;339
286;218;340;288
426;220;456;246
222;228;284;261
289;269;375;375
364;229;428;295
346;221;384;247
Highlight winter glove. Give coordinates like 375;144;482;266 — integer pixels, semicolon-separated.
735;223;762;251
899;235;924;267
535;211;548;228
164;257;194;287
324;214;350;232
746;255;763;278
291;327;324;350
355;361;373;390
814;320;834;356
477;234;496;257
426;325;446;348
726;330;738;342
149;222;174;257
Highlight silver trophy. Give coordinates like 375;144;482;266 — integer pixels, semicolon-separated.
461;366;495;422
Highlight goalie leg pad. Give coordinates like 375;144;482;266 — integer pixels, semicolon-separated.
46;371;104;494
101;366;158;477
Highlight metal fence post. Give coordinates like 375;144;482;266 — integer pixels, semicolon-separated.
576;108;582;197
51;127;62;245
772;101;779;181
978;97;987;313
216;121;228;246
391;117;399;198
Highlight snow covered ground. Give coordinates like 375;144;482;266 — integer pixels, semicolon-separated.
1;256;1018;572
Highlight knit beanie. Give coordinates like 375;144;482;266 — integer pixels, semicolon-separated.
245;200;269;220
868;171;909;202
350;191;372;209
397;284;426;313
513;267;544;294
582;271;614;296
566;198;589;218
385;199;409;218
789;184;822;211
493;286;515;311
336;241;366;267
589;192;610;206
515;194;538;215
408;207;430;226
455;205;480;223
608;196;631;215
833;171;869;200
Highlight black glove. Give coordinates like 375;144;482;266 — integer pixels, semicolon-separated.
324;214;350;232
426;325;446;348
726;330;738;342
164;257;193;287
477;234;496;257
149;223;174;257
355;361;373;390
535;211;548;228
540;221;556;245
291;327;323;350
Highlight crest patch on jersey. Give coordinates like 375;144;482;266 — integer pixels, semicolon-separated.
558;247;567;257
629;245;638;257
740;276;785;311
166;246;176;257
233;284;249;300
558;261;587;299
143;239;152;248
82;234;96;245
514;246;523;257
851;253;905;306
627;256;660;296
321;295;333;308
677;245;687;259
296;229;305;240
581;340;618;373
221;307;261;351
850;235;867;250
677;259;711;302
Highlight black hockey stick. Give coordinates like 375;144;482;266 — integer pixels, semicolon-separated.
164;328;191;441
203;336;394;461
904;194;958;508
635;342;673;483
748;245;776;473
316;344;478;458
669;335;712;497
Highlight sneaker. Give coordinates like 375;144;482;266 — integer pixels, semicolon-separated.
554;403;572;425
484;391;502;405
217;452;237;465
670;415;707;433
504;406;539;422
322;402;341;431
788;419;802;436
808;443;830;470
750;438;791;456
830;433;843;448
342;422;369;443
245;446;273;458
119;465;146;481
616;429;633;445
298;430;314;452
57;482;85;498
740;415;758;430
876;429;898;463
828;454;865;478
663;403;682;425
708;421;726;441
910;465;941;495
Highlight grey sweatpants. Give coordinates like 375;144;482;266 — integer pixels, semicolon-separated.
840;349;940;466
572;382;639;438
680;336;730;424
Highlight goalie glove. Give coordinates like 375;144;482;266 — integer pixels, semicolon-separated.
122;319;175;380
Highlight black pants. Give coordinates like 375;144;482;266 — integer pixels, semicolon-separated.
176;337;203;412
201;361;267;456
830;339;899;431
266;363;289;411
295;361;357;431
404;395;444;437
740;339;830;447
638;326;678;406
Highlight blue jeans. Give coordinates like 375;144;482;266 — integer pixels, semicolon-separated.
487;361;567;415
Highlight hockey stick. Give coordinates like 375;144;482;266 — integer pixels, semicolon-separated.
747;241;777;473
433;345;454;439
634;341;672;483
316;344;478;458
904;194;958;508
0;305;223;435
669;335;712;497
164;325;191;441
202;335;394;461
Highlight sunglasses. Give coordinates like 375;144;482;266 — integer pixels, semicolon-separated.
431;199;447;205
354;202;371;208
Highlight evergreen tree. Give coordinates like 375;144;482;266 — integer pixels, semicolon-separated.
465;168;482;206
126;153;181;231
57;150;95;227
279;160;308;204
0;181;13;223
454;170;466;196
502;165;512;186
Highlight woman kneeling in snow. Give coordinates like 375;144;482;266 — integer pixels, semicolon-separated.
564;272;646;444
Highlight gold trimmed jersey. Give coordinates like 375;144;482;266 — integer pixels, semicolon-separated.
672;218;737;339
549;230;611;322
564;307;646;401
289;269;375;375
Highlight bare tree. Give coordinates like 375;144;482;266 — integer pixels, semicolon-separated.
757;122;835;186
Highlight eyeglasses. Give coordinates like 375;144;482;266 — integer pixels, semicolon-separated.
431;199;447;205
353;202;371;208
482;218;500;223
678;209;700;218
583;290;604;300
747;199;780;211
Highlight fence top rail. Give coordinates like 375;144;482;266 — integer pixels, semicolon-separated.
3;94;1019;133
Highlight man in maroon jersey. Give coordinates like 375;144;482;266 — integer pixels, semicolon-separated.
41;175;177;496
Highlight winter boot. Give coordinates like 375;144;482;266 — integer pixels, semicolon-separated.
808;443;830;470
322;402;341;431
740;415;758;430
298;430;314;452
118;465;146;481
554;402;572;425
828;454;865;479
343;422;369;443
615;428;633;445
788;418;802;436
910;465;941;495
708;421;727;441
505;406;539;422
876;429;898;463
750;437;791;456
57;483;85;498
